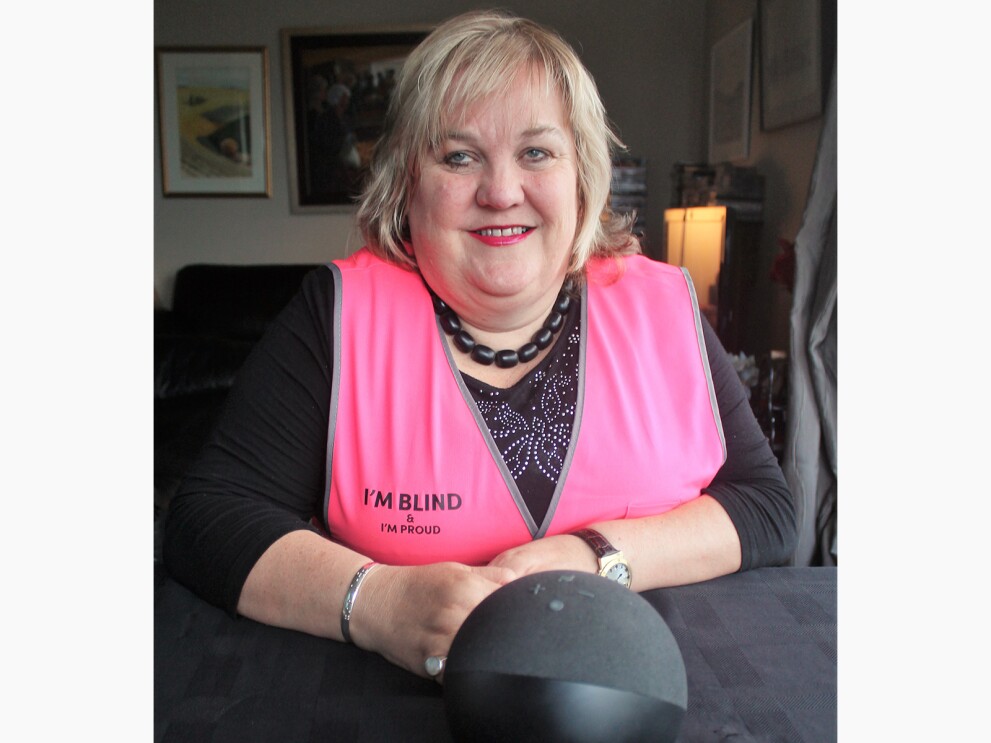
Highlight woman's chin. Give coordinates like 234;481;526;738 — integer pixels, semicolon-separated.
468;257;565;299
469;272;547;303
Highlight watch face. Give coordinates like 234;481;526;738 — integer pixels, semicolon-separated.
604;562;631;586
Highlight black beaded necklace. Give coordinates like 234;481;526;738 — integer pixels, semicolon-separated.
429;280;574;369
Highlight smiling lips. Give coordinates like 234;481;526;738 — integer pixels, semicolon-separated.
470;226;533;246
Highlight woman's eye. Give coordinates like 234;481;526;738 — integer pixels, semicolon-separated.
443;151;472;168
521;148;554;167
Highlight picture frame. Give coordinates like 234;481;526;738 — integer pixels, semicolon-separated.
759;0;824;131
708;18;754;164
155;47;272;197
281;25;432;213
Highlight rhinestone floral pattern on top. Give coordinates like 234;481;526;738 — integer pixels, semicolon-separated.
477;356;576;482
465;311;581;526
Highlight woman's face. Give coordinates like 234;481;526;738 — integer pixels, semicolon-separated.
407;69;579;325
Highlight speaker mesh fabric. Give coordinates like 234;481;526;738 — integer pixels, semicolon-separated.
446;571;686;705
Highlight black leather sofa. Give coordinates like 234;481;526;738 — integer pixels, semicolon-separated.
154;263;322;557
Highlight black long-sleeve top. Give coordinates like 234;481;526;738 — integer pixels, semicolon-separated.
164;265;796;614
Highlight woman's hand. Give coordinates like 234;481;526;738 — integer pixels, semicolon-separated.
349;562;518;681
487;534;598;577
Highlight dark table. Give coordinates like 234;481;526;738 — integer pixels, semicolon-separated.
155;565;836;742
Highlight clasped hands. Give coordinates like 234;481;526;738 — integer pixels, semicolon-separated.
348;534;598;681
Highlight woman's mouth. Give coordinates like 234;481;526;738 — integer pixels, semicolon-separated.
471;226;533;246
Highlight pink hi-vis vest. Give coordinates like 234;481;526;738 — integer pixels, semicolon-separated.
323;248;725;566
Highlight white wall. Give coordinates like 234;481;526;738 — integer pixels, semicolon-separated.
154;0;708;307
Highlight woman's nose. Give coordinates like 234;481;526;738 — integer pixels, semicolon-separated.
476;160;524;209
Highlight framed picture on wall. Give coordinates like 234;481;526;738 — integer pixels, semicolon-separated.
708;18;754;164
155;47;272;197
281;25;432;213
759;0;823;130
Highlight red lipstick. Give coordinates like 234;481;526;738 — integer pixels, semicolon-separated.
470;226;533;246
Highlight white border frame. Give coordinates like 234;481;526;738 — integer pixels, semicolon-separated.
155;47;271;197
759;0;823;131
708;19;754;164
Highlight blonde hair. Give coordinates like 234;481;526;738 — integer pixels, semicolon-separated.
356;9;639;276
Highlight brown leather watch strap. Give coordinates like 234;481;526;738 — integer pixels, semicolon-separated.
571;528;618;558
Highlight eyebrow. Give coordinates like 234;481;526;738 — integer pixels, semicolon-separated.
442;125;568;143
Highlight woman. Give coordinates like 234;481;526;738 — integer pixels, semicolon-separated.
164;10;795;681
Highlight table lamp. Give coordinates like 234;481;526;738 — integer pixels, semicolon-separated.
664;205;726;326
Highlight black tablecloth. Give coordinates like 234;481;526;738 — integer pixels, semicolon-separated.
155;566;836;742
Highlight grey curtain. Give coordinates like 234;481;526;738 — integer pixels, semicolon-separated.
783;69;837;567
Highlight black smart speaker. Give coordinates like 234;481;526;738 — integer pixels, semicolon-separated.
443;571;687;743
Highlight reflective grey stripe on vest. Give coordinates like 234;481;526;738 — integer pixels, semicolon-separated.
322;262;345;534
680;267;727;462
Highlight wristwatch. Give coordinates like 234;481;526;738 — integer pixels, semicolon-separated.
571;528;632;587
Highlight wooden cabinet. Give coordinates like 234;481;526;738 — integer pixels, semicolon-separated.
715;209;763;355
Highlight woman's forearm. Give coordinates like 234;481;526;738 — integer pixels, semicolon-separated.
237;530;371;641
589;494;742;592
489;494;742;591
237;530;518;678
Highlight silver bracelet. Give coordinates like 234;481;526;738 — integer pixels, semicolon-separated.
340;561;379;643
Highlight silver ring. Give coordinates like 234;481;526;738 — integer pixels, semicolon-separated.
424;655;447;677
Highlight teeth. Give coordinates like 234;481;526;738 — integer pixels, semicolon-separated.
477;227;528;237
